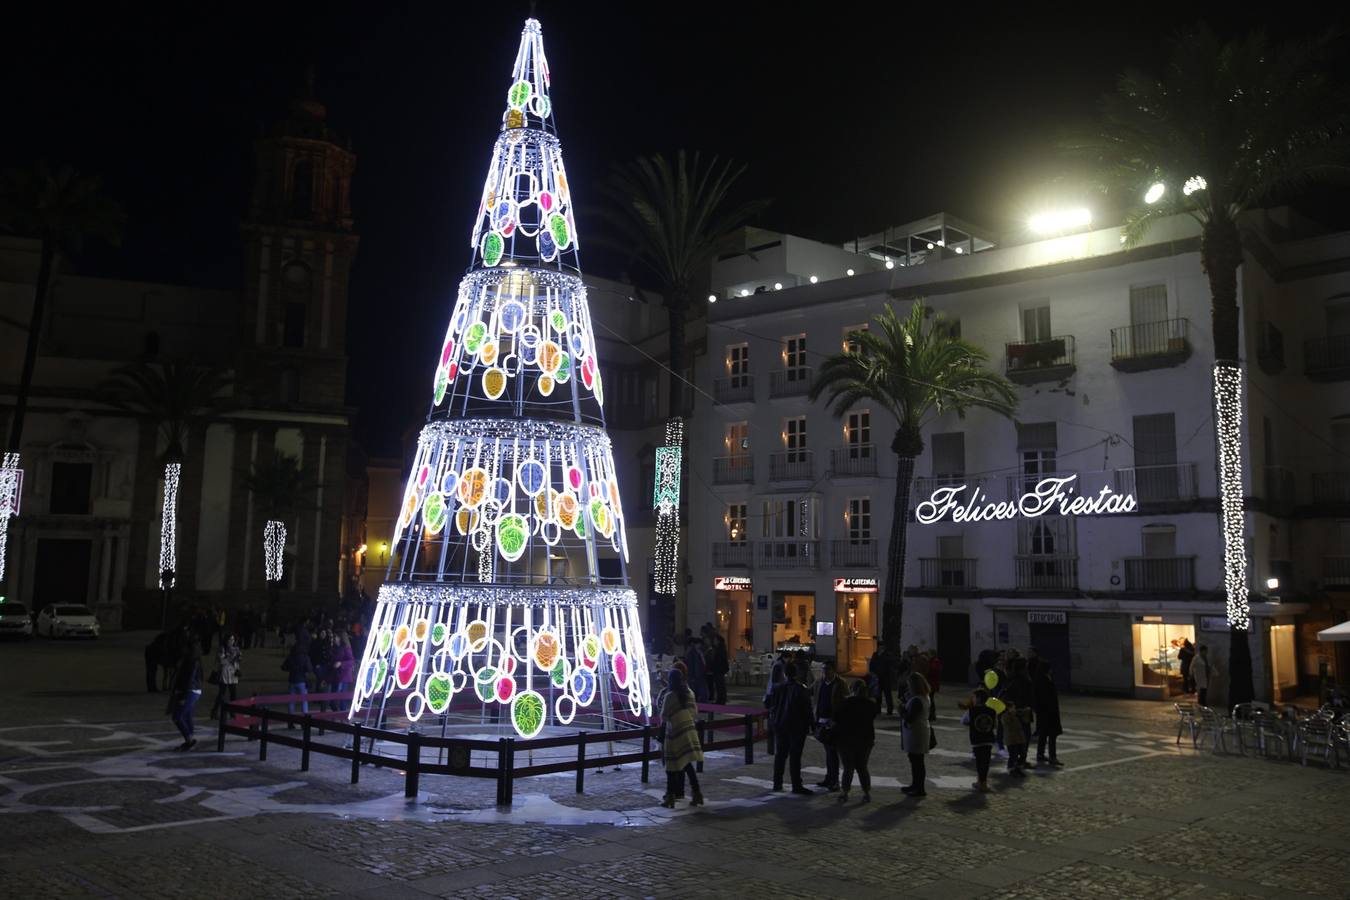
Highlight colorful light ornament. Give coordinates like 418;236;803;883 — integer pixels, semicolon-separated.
350;18;649;740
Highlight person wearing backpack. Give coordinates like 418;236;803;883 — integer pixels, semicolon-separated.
961;687;998;792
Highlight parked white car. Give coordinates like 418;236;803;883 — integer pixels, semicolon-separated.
37;604;100;639
0;601;33;638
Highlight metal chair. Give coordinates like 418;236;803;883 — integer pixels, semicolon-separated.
1197;705;1237;753
1175;702;1200;747
1297;716;1339;768
1231;703;1260;755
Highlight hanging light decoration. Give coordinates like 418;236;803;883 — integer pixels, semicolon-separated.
0;452;21;587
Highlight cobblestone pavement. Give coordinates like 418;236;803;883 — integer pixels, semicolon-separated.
1;632;1347;898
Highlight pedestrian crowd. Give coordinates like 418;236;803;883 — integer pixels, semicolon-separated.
143;589;377;751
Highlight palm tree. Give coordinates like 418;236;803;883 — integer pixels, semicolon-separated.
0;164;125;454
1068;27;1350;705
0;164;123;590
810;302;1017;654
243;451;314;618
599;151;768;648
102;363;233;623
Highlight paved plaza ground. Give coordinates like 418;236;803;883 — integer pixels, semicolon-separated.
1;632;1347;899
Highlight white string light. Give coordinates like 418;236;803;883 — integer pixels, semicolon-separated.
653;419;683;595
158;461;181;588
0;452;20;587
264;519;286;583
1214;363;1249;630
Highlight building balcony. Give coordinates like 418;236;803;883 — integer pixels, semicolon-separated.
831;539;877;568
1323;556;1350;587
1123;556;1196;592
713;375;754;407
768;450;814;482
1109;319;1192;372
1113;462;1199;505
1311;472;1350;506
713;455;754;485
1004;471;1076;498
711;541;752;568
830;445;878;477
769;368;813;399
1005;335;1076;384
1014;555;1078;591
1257;321;1286;375
1305;335;1350;382
918;557;978;590
757;540;821;569
1261;465;1296;516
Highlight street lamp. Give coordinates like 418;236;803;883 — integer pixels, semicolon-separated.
1144;182;1166;204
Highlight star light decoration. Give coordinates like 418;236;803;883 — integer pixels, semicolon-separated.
1214;363;1249;630
263;520;286;583
653;419;683;596
158;462;181;588
0;452;20;585
349;18;650;740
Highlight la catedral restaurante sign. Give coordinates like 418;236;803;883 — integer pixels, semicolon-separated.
915;474;1137;526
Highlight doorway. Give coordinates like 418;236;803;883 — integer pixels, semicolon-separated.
1029;622;1072;689
935;612;971;686
1269;624;1297;701
34;538;93;609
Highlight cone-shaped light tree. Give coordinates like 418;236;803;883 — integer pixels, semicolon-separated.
349;19;651;738
1067;27;1350;705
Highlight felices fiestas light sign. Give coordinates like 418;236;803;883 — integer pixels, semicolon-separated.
915;474;1137;526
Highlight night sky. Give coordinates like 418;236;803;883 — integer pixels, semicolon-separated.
4;3;1346;454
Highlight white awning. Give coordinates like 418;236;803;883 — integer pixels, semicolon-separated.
1316;620;1350;642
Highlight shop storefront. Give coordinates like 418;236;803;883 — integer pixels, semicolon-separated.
774;590;817;654
1131;615;1196;700
834;577;878;673
713;576;754;653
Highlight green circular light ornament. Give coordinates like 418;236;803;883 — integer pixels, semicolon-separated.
481;231;505;266
549;309;567;332
550;657;568;687
983;669;999;691
496;513;528;562
433;367;449;405
378;630;393;655
512;690;546;738
548;214;570;250
507;80;532;110
423;492;448;535
426;673;452;713
465;321;488;354
430;622;447;645
556;352;571;384
475;667;498;702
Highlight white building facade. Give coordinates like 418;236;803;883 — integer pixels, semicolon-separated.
685;210;1349;704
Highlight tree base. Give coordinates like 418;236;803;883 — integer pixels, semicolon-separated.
1228;627;1255;707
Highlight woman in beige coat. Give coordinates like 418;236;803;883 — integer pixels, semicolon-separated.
901;672;932;796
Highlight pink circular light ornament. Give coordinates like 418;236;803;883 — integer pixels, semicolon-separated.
396;649;419;688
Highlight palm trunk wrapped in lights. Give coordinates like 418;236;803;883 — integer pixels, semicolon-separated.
0;452;20;588
1214;364;1248;630
653;418;683;597
263;519;286;584
158;461;181;588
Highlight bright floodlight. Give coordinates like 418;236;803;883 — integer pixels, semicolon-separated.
739;288;749;297
774;282;783;290
954;247;964;254
1265;576;1279;591
846;268;855;276
1028;208;1092;234
1144;182;1166;204
809;275;818;284
1183;175;1207;196
707;293;717;304
884;258;894;269
926;242;934;250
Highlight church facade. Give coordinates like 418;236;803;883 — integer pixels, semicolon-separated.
0;86;356;628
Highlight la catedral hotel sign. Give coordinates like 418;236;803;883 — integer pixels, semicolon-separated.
916;474;1136;526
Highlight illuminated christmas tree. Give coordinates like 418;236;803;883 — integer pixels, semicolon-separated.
349;18;651;737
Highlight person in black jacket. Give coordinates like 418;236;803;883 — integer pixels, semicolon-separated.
769;663;814;795
834;679;879;804
1033;664;1064;767
281;642;312;725
168;643;203;751
999;657;1035;776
